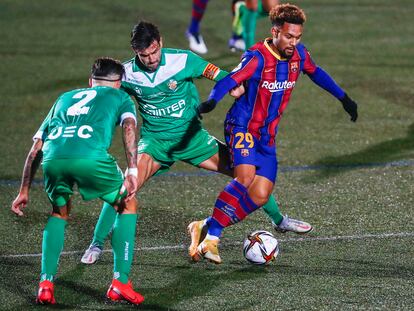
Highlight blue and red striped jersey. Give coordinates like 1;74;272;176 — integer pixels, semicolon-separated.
225;39;317;146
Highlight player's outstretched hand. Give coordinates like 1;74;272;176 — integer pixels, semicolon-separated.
11;192;28;216
341;93;358;122
197;99;217;119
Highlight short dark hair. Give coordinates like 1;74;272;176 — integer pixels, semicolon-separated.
269;3;306;27
91;57;124;81
130;21;161;51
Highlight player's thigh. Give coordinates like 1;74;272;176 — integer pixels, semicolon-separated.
255;142;278;183
262;0;279;12
71;158;124;204
246;0;259;10
42;159;75;207
175;128;219;168
198;138;233;176
225;126;258;186
137;153;161;189
138;136;175;175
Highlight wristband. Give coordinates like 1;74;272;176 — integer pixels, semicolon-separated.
127;167;138;177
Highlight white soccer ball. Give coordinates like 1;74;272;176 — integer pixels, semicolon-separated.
243;230;279;265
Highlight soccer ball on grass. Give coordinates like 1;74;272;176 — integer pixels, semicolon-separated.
243;230;279;265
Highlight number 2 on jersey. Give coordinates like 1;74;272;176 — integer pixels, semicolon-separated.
67;90;97;116
235;132;254;149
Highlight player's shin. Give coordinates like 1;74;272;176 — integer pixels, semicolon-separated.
262;195;284;226
91;202;117;248
40;216;67;282
111;213;137;284
199;180;259;263
207;179;260;237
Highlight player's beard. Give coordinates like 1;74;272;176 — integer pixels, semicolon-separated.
280;48;294;59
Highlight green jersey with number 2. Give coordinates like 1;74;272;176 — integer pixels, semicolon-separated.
35;86;136;161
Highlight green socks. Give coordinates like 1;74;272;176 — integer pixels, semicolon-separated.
91;202;117;248
241;6;258;49
111;213;137;284
40;216;67;282
262;195;284;226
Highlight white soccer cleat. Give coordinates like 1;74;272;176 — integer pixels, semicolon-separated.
228;37;246;52
186;31;208;54
80;244;103;264
274;215;313;234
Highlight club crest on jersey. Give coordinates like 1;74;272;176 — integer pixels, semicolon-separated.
134;87;142;95
290;62;299;73
241;149;249;157
167;79;178;91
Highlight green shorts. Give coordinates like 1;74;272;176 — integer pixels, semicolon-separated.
42;158;124;207
138;127;219;175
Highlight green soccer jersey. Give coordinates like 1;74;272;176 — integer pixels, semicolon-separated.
122;48;227;140
35;86;136;161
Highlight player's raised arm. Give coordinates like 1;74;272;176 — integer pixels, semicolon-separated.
11;138;43;216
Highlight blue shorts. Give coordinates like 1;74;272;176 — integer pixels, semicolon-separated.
225;125;278;183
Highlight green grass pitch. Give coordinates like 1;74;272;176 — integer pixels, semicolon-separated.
0;0;413;310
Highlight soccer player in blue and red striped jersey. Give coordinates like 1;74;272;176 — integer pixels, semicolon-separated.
190;3;358;264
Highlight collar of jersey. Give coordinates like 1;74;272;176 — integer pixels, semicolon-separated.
132;48;166;82
263;38;287;61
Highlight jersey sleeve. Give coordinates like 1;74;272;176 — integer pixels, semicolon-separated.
118;91;137;126
301;45;317;75
33;100;58;141
186;51;226;81
228;52;259;84
208;52;259;103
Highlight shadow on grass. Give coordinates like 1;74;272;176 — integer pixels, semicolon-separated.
306;122;414;181
137;260;271;310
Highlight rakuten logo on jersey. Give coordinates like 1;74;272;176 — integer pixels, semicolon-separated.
261;80;295;93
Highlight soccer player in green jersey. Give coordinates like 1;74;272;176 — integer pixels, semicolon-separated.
81;21;312;265
11;58;144;305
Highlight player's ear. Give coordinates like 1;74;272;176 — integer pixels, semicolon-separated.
271;26;278;38
159;37;163;49
88;78;92;87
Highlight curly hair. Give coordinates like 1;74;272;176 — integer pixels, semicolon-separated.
269;3;306;27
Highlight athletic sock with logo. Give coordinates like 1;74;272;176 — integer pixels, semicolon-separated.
111;213;137;284
91;202;117;248
262;195;284;226
40;216;67;282
207;179;259;238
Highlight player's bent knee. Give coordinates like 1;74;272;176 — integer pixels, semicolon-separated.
235;175;255;188
51;204;70;219
249;187;273;207
120;197;138;214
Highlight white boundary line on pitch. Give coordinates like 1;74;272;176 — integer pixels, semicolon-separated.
1;231;413;259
